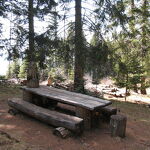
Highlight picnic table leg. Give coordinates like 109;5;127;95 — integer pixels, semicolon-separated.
23;91;33;102
76;107;91;130
23;91;58;108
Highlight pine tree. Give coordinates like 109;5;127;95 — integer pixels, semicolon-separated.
4;0;57;87
11;59;20;79
140;0;149;94
59;0;86;92
74;0;85;92
6;59;20;79
6;62;12;79
26;0;39;88
19;59;28;79
87;33;109;83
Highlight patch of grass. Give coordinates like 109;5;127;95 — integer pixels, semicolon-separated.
111;100;150;124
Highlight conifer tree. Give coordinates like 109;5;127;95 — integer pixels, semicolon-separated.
19;59;28;79
26;0;39;88
74;0;85;92
140;0;149;94
4;0;57;87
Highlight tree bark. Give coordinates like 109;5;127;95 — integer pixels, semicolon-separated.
76;106;91;130
27;62;39;88
74;0;84;92
129;0;135;34
140;0;148;95
27;0;39;88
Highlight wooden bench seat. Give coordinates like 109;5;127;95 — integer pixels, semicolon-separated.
101;106;117;115
8;98;83;133
100;106;117;120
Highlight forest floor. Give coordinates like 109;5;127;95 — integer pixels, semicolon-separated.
0;85;150;150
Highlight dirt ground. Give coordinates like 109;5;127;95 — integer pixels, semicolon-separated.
0;85;150;150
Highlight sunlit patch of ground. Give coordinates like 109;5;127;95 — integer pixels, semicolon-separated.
84;77;150;105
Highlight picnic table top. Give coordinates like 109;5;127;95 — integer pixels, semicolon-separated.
21;86;112;111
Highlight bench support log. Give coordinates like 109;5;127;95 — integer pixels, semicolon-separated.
76;107;91;130
23;91;32;102
100;106;117;121
23;90;58;108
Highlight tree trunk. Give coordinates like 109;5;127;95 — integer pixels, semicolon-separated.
74;0;84;92
133;84;138;93
27;0;39;88
27;62;39;88
129;0;135;34
125;73;129;101
140;76;147;94
140;0;148;95
141;0;147;57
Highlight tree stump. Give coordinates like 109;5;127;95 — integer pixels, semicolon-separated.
110;114;127;138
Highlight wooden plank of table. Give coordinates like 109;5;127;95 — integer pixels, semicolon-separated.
48;86;110;104
21;86;111;110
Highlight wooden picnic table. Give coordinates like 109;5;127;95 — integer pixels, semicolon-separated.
21;86;112;129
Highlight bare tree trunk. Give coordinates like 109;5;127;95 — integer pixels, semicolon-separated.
140;76;147;94
27;62;39;88
140;0;147;95
133;84;138;93
27;0;39;88
129;0;135;34
74;0;84;92
125;73;129;101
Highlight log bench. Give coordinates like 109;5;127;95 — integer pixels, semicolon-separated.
8;98;83;134
100;106;117;120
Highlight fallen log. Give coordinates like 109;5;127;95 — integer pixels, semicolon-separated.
102;91;125;98
8;98;83;133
